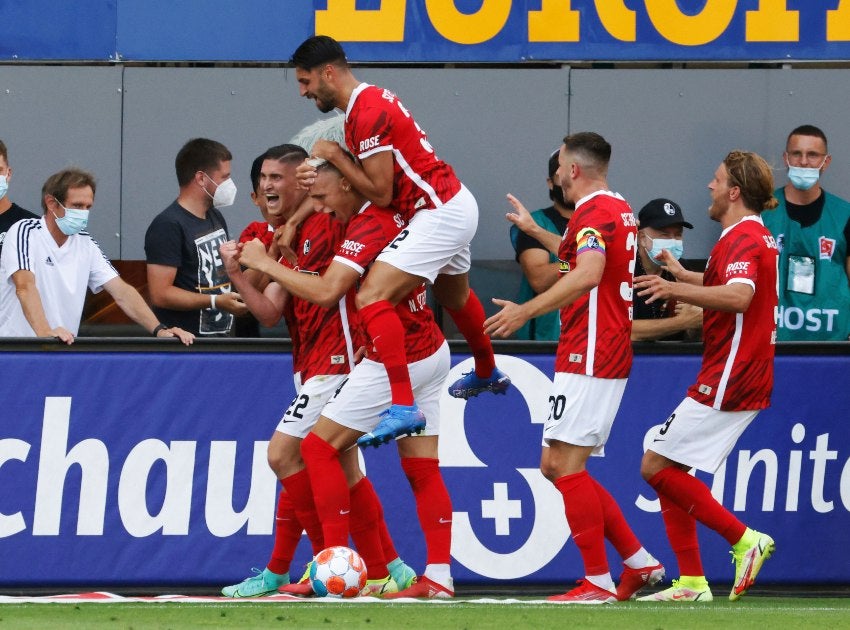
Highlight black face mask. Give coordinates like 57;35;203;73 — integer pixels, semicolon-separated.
549;182;567;208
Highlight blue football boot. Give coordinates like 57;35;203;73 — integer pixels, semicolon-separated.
357;404;426;448
447;367;511;400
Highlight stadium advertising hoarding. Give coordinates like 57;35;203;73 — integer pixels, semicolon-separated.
1;1;850;62
0;350;848;587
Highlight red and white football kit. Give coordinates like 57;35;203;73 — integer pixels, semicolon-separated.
239;221;275;248
283;211;354;384
304;203;453;568
345;83;461;221
688;215;779;411
555;191;637;379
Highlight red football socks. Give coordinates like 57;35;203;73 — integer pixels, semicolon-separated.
554;470;608;576
267;489;303;575
658;493;704;576
281;468;324;555
589;476;641;560
401;457;453;565
358;300;414;406
301;433;349;547
349;478;391;580
444;290;496;378
648;467;746;546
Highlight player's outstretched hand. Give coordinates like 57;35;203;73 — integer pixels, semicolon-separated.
484;298;528;338
633;274;673;304
505;193;534;232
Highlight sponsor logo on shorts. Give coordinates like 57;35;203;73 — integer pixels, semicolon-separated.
569;353;583;363
698;384;713;395
331;355;345;365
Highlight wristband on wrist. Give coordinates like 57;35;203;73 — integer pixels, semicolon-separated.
210;294;217;310
152;323;168;337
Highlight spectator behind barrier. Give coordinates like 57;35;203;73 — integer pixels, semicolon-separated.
0;139;38;258
762;124;850;341
508;149;574;341
632;198;702;342
0;167;193;345
144;138;248;336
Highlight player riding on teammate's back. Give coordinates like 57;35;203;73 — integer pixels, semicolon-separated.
290;35;510;447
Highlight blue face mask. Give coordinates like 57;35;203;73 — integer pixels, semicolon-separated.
0;175;8;200
787;165;820;191
53;204;90;235
647;238;683;265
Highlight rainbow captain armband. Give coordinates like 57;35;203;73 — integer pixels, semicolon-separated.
576;227;606;255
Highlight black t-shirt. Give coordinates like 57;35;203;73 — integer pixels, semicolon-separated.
144;200;233;336
785;190;850;244
0;203;38;257
633;254;677;321
513;206;569;260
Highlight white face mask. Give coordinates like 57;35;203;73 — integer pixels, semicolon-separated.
0;175;8;200
202;174;237;208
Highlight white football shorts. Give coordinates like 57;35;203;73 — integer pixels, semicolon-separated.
321;341;450;435
276;374;349;439
645;396;759;473
542;372;627;456
376;185;477;282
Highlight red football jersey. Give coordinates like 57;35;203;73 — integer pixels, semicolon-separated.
282;212;354;382
555;191;637;379
345;83;462;221
333;203;445;362
688;216;778;411
239;221;275;248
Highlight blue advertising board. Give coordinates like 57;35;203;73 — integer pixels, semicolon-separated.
0;348;848;587
2;1;850;62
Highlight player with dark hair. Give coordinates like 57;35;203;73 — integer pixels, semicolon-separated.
485;132;664;603
238;159;457;598
289;35;510;448
634;150;778;603
221;141;415;597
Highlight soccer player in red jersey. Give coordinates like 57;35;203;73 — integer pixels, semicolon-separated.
238;160;457;599
485;132;664;603
289;35;510;448
634;151;779;603
220;144;415;597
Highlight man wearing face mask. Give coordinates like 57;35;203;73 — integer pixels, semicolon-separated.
0;168;194;346
632;198;703;342
762;124;850;341
145;138;249;336
0;139;38;258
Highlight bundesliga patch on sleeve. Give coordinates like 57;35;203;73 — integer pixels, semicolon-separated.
576;227;606;254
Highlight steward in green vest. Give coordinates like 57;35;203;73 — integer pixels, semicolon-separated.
762;125;850;341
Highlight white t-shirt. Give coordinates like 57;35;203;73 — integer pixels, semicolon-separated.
0;217;118;336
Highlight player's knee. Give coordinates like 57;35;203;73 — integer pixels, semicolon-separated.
539;459;559;482
640;451;662;482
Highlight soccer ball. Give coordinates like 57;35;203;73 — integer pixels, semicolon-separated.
309;546;368;598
